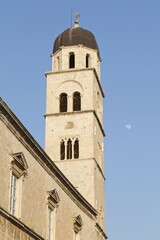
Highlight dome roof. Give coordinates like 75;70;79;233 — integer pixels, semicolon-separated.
53;25;100;55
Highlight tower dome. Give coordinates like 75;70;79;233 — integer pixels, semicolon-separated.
53;21;100;56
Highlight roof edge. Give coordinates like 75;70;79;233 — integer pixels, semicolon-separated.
52;26;100;57
0;97;98;218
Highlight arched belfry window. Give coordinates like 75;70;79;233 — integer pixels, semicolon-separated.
57;56;60;71
73;92;81;111
60;140;65;160
86;54;91;68
67;139;72;159
60;138;79;160
74;139;79;159
60;93;67;112
69;52;75;68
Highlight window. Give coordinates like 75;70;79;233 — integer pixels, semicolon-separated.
10;152;28;217
10;173;22;217
74;140;79;159
67;139;72;159
86;54;90;68
60;140;65;160
60;138;79;160
48;207;53;240
10;174;17;215
57;56;60;71
69;52;75;68
60;93;67;112
47;189;60;240
73;92;81;111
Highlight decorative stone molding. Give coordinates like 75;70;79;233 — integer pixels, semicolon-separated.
0;206;44;240
73;215;83;234
95;223;108;240
47;189;60;210
0;98;98;219
11;152;28;178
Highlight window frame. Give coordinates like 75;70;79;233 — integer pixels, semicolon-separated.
10;152;28;218
74;139;79;159
10;174;17;215
67;139;72;159
73;92;81;111
47;207;54;240
60;139;65;160
86;53;91;68
47;189;60;240
69;52;75;68
60;138;80;160
59;93;68;112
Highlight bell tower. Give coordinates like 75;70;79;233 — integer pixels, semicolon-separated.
45;18;105;227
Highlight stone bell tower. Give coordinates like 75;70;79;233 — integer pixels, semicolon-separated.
45;18;105;227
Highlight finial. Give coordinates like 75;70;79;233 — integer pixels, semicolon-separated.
74;13;80;28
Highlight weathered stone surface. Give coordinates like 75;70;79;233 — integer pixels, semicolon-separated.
14;226;20;239
7;221;14;238
45;44;105;228
0;215;6;232
21;231;28;240
0;24;106;240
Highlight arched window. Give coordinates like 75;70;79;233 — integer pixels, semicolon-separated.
60;93;67;112
73;92;81;111
69;52;75;68
60;140;65;160
57;56;60;71
60;138;79;160
74;139;79;159
67;139;72;159
86;54;90;68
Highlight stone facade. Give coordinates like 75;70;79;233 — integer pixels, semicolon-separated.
0;98;106;240
45;23;105;229
0;21;107;240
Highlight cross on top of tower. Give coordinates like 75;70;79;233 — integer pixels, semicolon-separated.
74;13;80;28
75;13;80;20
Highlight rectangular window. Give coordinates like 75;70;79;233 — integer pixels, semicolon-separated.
47;190;59;240
10;152;28;218
48;207;55;240
10;174;17;215
10;173;22;218
48;208;52;240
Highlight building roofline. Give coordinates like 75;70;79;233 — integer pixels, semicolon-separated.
95;223;108;240
0;97;98;218
0;206;45;240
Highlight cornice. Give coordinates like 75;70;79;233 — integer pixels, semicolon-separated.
95;223;108;240
0;206;44;240
0;98;97;219
45;110;106;137
93;110;106;137
92;68;105;98
45;68;105;98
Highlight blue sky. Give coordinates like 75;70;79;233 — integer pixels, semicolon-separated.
0;1;160;240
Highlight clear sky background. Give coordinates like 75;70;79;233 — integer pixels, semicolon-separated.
0;1;160;240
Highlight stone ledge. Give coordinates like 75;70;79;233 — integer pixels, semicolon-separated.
95;223;108;240
45;110;105;137
45;67;105;98
0;98;98;219
0;206;44;240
